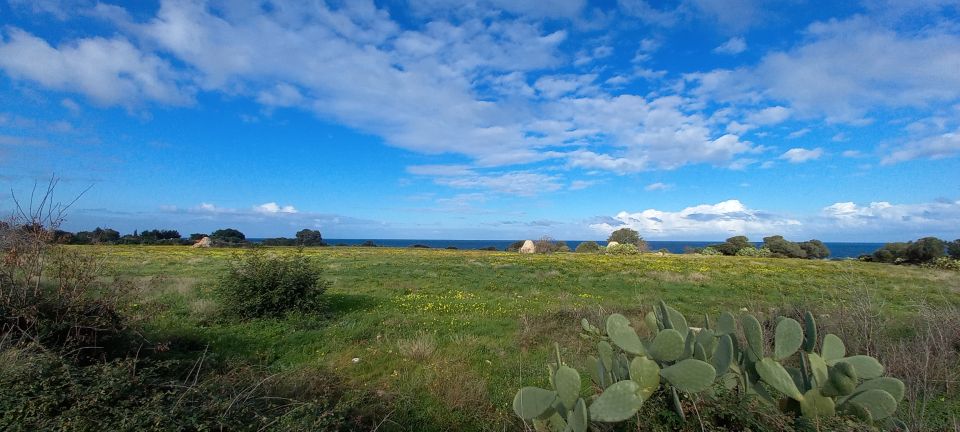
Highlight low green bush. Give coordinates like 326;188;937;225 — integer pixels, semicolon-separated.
699;246;722;255
575;241;601;253
216;249;329;319
735;246;772;257
605;243;639;255
923;256;960;271
0;350;373;431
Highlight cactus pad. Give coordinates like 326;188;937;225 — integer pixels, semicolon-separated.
554;365;581;410
629;356;661;400
828;355;883;379
588;380;643;422
606;314;646;355
660;359;716;393
821;334;845;362
756;358;803;400
799;388;836;418
650;328;685;361
513;387;557;420
774;317;803;360
846;389;898;420
742;315;765;361
802;311;817;353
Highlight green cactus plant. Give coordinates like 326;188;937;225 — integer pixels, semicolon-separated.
513;301;906;430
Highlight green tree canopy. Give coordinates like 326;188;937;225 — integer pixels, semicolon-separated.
607;228;647;250
295;229;324;246
762;235;806;258
211;228;246;243
905;237;945;263
798;239;831;259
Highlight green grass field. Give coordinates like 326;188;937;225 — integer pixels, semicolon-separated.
98;245;960;430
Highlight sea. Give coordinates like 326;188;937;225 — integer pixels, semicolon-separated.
254;239;885;259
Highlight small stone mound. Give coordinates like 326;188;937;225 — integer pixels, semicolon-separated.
192;236;212;248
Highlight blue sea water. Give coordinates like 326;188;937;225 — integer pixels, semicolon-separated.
281;239;885;259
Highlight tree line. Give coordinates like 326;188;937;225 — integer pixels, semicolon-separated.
40;226;326;247
862;237;960;265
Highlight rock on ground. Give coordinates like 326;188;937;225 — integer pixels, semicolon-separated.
519;240;536;253
192;236;212;248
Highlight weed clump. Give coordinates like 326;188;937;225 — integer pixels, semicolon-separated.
216;248;329;319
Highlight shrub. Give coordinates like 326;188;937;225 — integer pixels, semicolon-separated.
360;240;377;247
699;246;722;255
948;239;960;260
211;228;246;245
1;187;138;361
871;242;909;263
295;229;324;246
216;249;328;319
605;243;639;255
798;239;831;259
575;241;601;253
506;241;524;252
735;246;772;257
905;237;945;263
712;235;751;256
922;256;960;271
607;228;648;251
762;235;806;258
535;236;568;253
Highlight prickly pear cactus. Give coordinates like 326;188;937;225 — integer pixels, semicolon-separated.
513;301;906;430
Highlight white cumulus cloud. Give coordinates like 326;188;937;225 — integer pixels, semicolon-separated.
254;202;298;214
780;147;823;163
590;199;801;239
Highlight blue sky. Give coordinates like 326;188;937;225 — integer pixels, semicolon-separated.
1;0;958;241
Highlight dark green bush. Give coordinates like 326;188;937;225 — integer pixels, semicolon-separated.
575;241;601;253
0;350;375;431
216;249;328;319
906;237;945;263
762;235;806;258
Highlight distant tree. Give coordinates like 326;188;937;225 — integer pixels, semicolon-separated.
211;228;246;244
713;235;751;256
905;237;945;263
261;237;296;246
72;231;93;244
295;229;324;246
607;228;648;251
478;246;498;251
360;240;377;247
410;244;431;248
798;239;831;259
534;235;567;253
575;241;601;253
762;235;806;258
52;230;74;244
91;227;120;244
948;239;960;260
506;241;525;252
871;242;910;263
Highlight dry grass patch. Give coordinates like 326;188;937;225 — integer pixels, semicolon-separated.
397;331;436;360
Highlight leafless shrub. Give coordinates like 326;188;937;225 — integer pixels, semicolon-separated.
789;285;960;431
1;177;138;361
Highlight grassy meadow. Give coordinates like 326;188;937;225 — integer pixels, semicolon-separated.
83;245;960;430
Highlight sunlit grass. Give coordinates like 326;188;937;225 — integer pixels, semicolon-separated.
82;245;960;431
